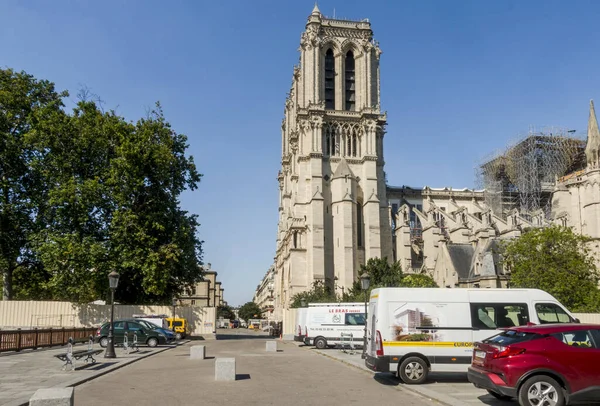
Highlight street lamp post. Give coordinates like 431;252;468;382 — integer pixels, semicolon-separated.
104;271;120;359
172;298;177;333
360;272;371;359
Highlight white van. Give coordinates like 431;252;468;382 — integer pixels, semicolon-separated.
294;307;308;342
303;302;367;349
365;288;578;384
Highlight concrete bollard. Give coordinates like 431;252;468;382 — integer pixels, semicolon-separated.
215;358;236;381
29;388;74;406
266;340;278;352
190;345;206;360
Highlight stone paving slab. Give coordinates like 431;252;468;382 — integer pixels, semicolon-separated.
0;341;185;406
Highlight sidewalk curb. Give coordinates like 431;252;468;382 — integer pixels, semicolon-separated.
5;344;179;406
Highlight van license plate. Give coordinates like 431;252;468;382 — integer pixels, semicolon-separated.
475;350;486;359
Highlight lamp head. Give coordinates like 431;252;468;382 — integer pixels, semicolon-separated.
108;271;120;290
360;272;371;290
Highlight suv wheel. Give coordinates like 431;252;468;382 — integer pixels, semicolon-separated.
519;375;565;406
147;337;159;348
399;356;428;384
99;337;108;348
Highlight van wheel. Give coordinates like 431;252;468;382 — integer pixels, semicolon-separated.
518;375;565;406
175;333;182;340
147;337;159;348
399;356;428;384
314;337;327;349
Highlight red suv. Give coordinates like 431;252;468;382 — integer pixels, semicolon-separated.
468;323;600;406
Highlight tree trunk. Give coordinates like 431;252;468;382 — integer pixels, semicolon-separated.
2;267;12;300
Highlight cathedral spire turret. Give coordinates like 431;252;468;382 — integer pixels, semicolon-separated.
311;3;320;15
586;99;600;168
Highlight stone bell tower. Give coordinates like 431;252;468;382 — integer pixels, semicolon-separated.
275;5;392;308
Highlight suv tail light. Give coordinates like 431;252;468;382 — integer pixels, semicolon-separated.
297;325;301;336
493;346;525;359
96;328;101;336
375;330;384;357
304;326;307;336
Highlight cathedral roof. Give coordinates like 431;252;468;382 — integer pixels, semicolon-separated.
586;99;600;167
332;158;355;179
311;3;320;15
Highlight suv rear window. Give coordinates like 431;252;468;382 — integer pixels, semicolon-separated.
483;330;541;346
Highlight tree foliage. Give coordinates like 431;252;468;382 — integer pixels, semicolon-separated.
502;225;600;312
0;68;67;300
290;280;339;308
1;68;204;303
290;258;438;306
239;301;262;322
217;304;235;320
344;257;438;301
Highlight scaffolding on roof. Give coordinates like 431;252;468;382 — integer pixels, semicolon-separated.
476;126;586;220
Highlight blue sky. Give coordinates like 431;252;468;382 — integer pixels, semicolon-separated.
2;0;600;306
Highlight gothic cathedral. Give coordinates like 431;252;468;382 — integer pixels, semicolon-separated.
275;6;393;308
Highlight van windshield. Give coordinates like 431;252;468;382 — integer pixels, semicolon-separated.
345;313;365;326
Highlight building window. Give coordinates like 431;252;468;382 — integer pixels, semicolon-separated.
191;300;196;305
293;231;298;248
345;50;355;111
324;49;335;110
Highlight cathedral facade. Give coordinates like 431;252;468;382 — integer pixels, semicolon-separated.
274;5;392;309
265;7;600;322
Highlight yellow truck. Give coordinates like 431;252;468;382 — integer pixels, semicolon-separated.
166;317;188;339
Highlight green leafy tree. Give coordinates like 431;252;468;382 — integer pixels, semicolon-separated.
218;304;235;320
290;280;340;308
502;225;600;312
239;301;262;322
1;68;204;303
345;257;437;301
0;68;67;300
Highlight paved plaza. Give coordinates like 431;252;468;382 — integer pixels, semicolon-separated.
5;330;600;406
74;333;433;406
0;340;180;406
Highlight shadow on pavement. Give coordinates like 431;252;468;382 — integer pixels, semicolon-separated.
236;374;251;380
423;372;469;384
76;362;117;371
373;373;398;386
216;334;272;340
476;394;515;406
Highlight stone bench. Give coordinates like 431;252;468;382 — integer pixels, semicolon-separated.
29;388;73;406
215;358;236;381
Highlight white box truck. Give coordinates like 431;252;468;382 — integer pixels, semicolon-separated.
303;302;367;349
364;288;578;384
294;307;308;342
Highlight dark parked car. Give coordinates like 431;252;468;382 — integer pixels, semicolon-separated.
121;318;176;342
95;320;169;348
468;323;600;406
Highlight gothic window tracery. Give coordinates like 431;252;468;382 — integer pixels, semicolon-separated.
345;50;355;111
324;49;335;110
323;122;361;158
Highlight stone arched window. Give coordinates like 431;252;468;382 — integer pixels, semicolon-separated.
345;50;355;111
324;49;335;110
